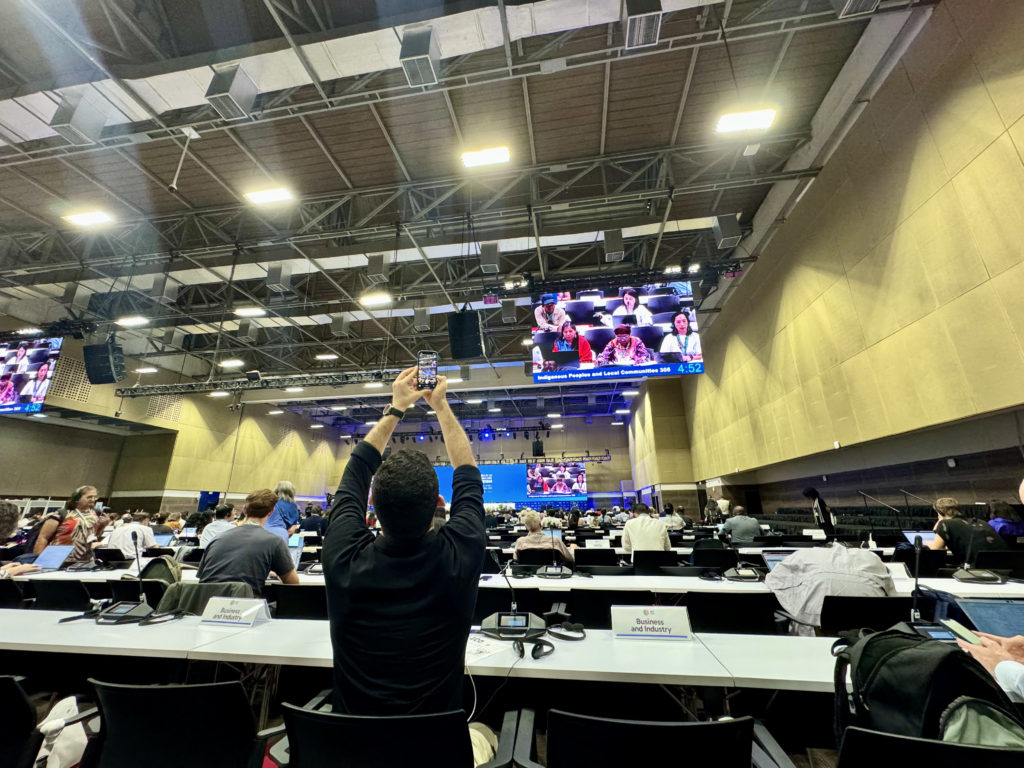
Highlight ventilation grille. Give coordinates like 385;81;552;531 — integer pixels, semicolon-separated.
625;13;661;49
146;394;183;423
402;57;437;87
49;357;92;402
830;0;880;17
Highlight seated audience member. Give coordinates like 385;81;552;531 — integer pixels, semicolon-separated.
299;504;328;536
165;511;183;534
722;506;760;547
659;311;702;362
534;293;567;332
958;633;1024;702
597;325;652;366
568;507;581;528
514;510;576;564
550;474;572;494
0;373;16;405
430;496;448;533
150;513;173;535
200;505;237;548
33;485;108;564
610;288;653;325
766;546;896;635
613;506;630;524
106;512;156;558
197;489;300;594
663;503;684;531
926;497;1008;564
0;501;38;578
553;321;593;363
987;498;1024;538
322;368;500;764
622;503;670;553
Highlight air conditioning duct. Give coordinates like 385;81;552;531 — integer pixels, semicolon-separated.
414;307;431;332
604;229;624;262
266;263;293;293
50;95;107;145
712;215;742;249
205;66;258;121
622;0;663;50
331;316;351;336
501;299;517;324
479;242;500;274
400;26;441;87
366;254;389;284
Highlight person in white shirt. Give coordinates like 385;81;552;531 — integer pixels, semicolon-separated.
200;505;236;549
571;472;586;493
658;311;702;362
663;503;684;531
610;288;653;325
105;512;156;559
19;362;51;402
958;633;1024;703
622;503;670;553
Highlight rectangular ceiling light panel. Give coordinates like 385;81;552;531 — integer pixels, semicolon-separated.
716;109;776;133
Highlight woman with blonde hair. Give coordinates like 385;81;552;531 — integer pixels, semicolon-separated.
266;480;300;543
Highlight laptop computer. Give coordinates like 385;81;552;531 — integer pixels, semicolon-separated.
762;550;796;572
539;348;581;368
288;533;303;547
544;529;563;541
32;544;75;572
289;545;303;569
153;533;173;547
902;530;937;546
957;598;1024;637
179;527;198;538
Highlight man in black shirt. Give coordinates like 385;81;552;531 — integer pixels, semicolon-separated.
299;504;328;536
198;488;300;594
927;496;1008;565
323;367;485;717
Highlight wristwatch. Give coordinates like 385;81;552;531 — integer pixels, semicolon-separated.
382;403;405;421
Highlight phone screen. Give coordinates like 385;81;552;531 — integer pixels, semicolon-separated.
417;350;438;390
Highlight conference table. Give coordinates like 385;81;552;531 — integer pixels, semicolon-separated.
0;608;838;693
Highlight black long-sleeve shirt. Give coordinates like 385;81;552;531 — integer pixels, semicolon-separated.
323;442;486;715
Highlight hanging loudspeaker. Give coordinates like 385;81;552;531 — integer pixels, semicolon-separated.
447;311;483;360
83;336;126;384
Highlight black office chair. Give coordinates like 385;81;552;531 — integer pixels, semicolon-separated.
838;726;1024;766
0;579;25;608
274;585;328;620
568;590;654;630
974;550;1024;578
280;694;515;768
30;580;93;612
572;565;633;576
630;325;666;351
106;579;167;608
181;547;205;564
0;675;44;768
692;548;739;570
645;294;683;314
894;548;950;577
686;592;781;635
572;548;618;566
658;566;712;577
516;548;570;567
514;709;781;768
819;596;914;636
81;679;277;768
631;550;680;574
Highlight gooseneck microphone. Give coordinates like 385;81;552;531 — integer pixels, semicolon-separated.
131;530;146;604
490;550;517;613
911;535;922;622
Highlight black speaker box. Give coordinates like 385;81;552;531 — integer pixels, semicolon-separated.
83;337;126;384
447;311;483;359
532;439;544;457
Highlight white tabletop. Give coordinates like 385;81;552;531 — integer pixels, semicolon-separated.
698;633;842;693
0;608;247;658
188;617;334;667
478;574;771;594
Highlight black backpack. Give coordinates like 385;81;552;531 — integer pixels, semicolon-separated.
23;511;66;554
833;623;1024;746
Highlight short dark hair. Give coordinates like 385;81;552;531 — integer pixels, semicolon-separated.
988;500;1021;522
245;489;278;519
214;505;233;520
132;512;150;524
372;449;438;539
0;500;19;540
802;487;820;500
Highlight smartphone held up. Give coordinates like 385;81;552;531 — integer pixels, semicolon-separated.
416;350;438;390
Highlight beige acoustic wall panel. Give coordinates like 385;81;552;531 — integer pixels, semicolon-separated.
630;378;694;490
111;434;176;491
685;0;1024;480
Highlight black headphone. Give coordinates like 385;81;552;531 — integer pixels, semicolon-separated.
546;622;586;641
512;638;555;660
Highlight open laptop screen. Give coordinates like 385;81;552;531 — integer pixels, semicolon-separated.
180;527;198;538
152;534;173;547
958;599;1024;637
762;550;796;572
34;544;74;570
902;530;937;546
544;529;563;541
289;545;303;568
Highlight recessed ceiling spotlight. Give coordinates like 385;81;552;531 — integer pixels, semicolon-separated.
546;413;560;418
688;263;701;274
488;407;501;412
461;146;510;168
330;405;348;411
466;398;483;404
244;187;293;204
716;109;776;133
622;390;639;397
359;290;392;307
63;211;113;226
612;421;624;426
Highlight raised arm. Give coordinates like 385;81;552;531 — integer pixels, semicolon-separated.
423;377;474;468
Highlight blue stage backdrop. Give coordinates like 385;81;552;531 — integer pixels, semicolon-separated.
434;463;586;505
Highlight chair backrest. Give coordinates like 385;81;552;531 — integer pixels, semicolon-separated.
838;726;1024;767
0;579;25;609
630;325;665;350
87;679;257;768
692;549;740;569
691;537;725;550
645;294;683;314
546;710;754;768
568;589;654;630
281;703;473;768
30;580;92;612
685;592;780;634
572;548;618;566
517;548;569;567
107;579;167;608
273;585;328;620
181;547;205;564
631;550;680;574
819;596;914;636
0;676;43;768
974;550;1024;578
155;581;254;615
893;548;950;577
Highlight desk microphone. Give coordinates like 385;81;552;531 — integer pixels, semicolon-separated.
131;531;146;604
490;550;517;613
911;535;922;622
952;526;1005;584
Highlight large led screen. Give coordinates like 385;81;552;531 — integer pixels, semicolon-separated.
0;337;63;414
528;282;703;384
434;463;585;505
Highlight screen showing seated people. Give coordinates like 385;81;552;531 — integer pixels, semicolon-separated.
528;282;702;384
526;462;586;502
0;337;63;414
434;463;586;505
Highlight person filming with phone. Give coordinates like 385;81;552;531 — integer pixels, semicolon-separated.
323;365;497;763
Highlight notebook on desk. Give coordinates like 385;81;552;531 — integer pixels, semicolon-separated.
957;599;1024;637
32;544;74;572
